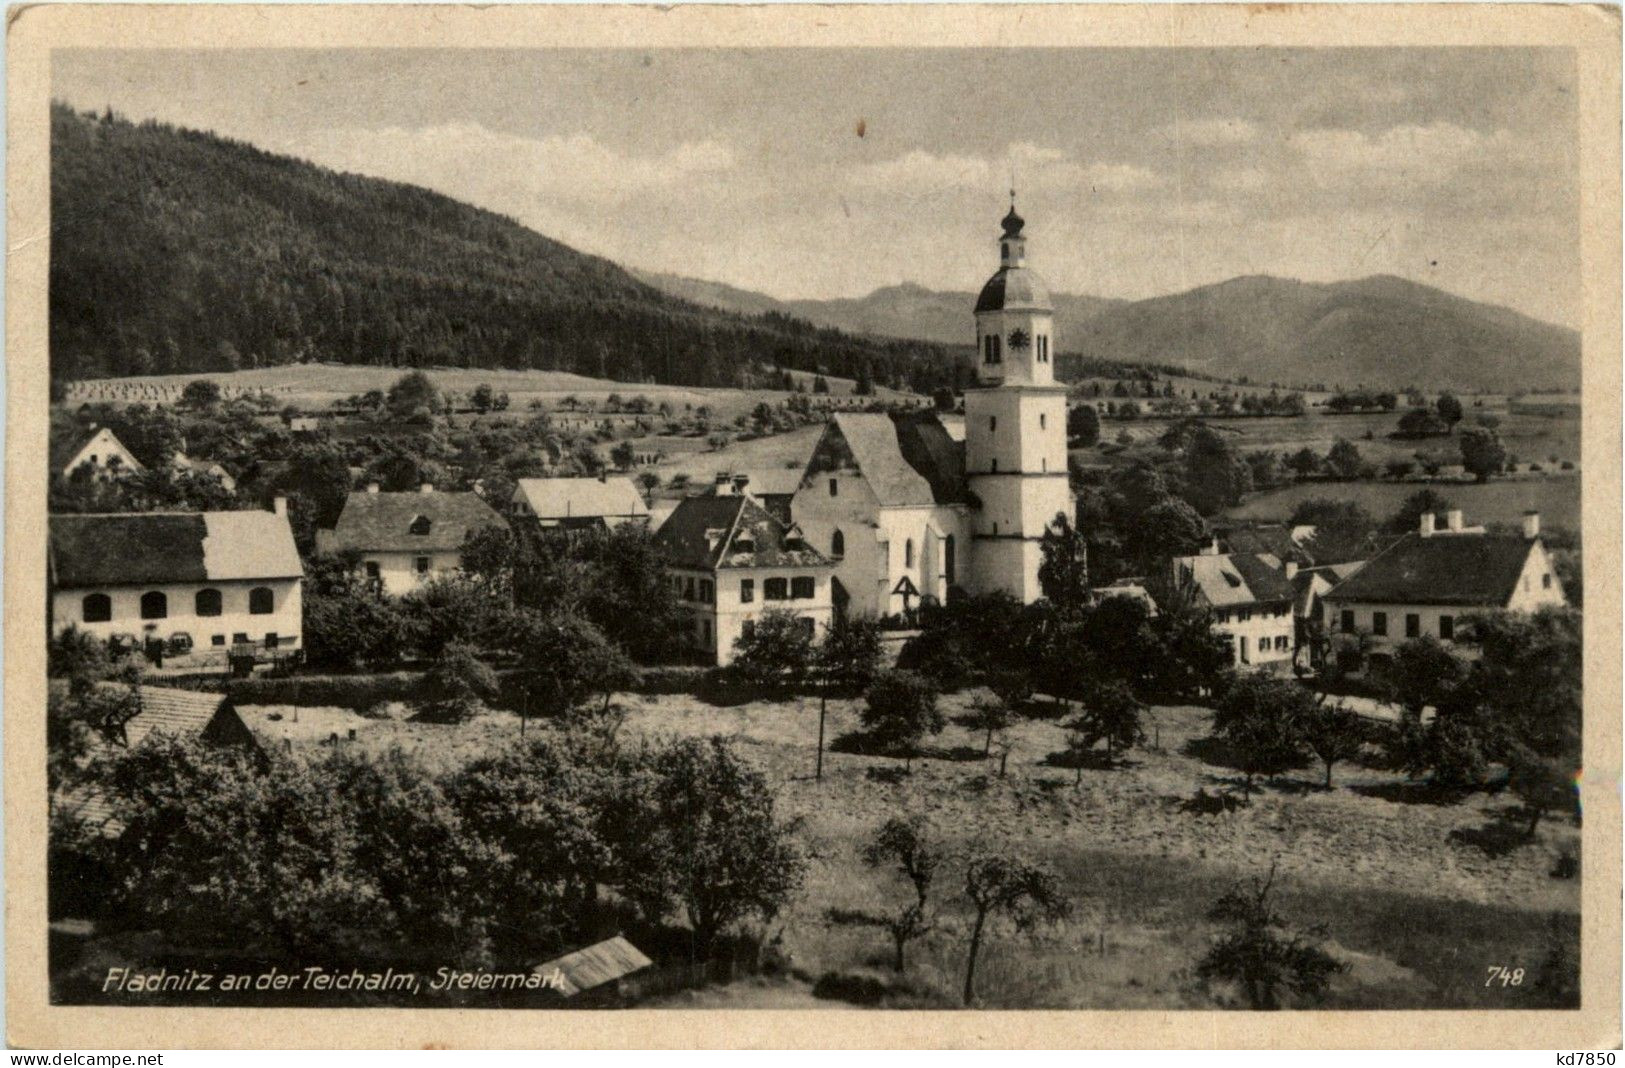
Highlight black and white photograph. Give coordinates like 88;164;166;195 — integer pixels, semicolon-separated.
9;3;1620;1049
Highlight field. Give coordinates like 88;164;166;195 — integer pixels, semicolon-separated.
1225;475;1582;533
239;691;1580;1011
61;364;923;422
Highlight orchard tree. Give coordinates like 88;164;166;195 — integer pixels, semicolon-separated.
731;608;816;693
1212;674;1314;796
1067;404;1101;447
1459;426;1507;482
180;379;223;409
861;670;942;770
1435;392;1464;430
1197;864;1344;1010
812;617;885;780
1324;439;1364;480
509;610;634;728
418;642;498;723
1065;678;1146;773
1038;513;1091;611
961;852;1070;1005
831;817;942;971
1300;702;1364;788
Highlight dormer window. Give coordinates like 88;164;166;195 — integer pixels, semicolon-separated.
409;515;432;536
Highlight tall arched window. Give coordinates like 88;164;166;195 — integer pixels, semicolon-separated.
249;587;275;615
944;535;956;585
81;593;111;623
195;588;223;617
139;591;168;620
904;539;915;568
831;528;845;557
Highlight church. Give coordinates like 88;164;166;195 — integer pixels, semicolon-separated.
786;203;1075;619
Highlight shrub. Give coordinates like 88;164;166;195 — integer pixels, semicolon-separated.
861;670;942;765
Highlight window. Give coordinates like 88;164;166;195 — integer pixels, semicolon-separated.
1542;573;1553;589
211;634;226;647
741;619;755;641
905;539;915;568
1215;610;1229;624
194;588;222;617
1439;615;1454;640
798;617;816;639
232;632;249;645
791;576;815;600
140;591;168;620
365;561;381;581
1405;613;1420;638
983;334;1002;364
415;557;430;575
409;515;432;536
1039;413;1047;429
1001;242;1009;259
1372;611;1387;637
765;578;788;601
700;579;714;604
684;577;696;601
1239;636;1250;664
741;578;755;603
989;416;997;432
265;633;279;650
945;534;956;585
991;458;998;473
829;478;838;497
831;529;845;557
249;587;274;615
81;593;111;623
1276;635;1289;652
1340;609;1355;632
1238;608;1251;623
702;619;712;646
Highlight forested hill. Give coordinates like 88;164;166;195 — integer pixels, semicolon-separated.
49;104;965;391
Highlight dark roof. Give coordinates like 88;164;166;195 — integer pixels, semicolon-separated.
974;267;1052;314
1220;525;1316;566
1001;205;1026;238
655;494;831;572
1175;551;1295;608
328;489;505;553
1324;532;1538;607
806;413;966;508
49;511;302;588
1228;552;1297;603
893;413;969;505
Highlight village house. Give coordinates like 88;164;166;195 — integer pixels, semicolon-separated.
1288;560;1366;668
511;475;650;533
48;501;303;663
1321;510;1566;665
316;483;506;596
53;424;145;480
1165;542;1297;669
169;451;237;493
654;481;834;665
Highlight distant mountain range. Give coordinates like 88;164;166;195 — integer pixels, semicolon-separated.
637;270;1581;393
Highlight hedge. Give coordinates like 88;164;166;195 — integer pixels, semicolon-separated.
227;671;427;710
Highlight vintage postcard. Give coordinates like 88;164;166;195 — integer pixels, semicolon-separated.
6;3;1621;1050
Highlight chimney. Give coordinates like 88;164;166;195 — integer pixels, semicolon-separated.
366;482;381;494
1284;560;1298;580
1201;536;1222;556
715;472;734;495
733;474;750;495
1522;511;1541;539
419;482;433;495
1446;509;1464;532
1420;512;1436;537
272;496;287;517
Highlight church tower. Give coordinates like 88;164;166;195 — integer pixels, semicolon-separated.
963;200;1073;602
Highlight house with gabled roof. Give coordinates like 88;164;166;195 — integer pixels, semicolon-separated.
511;475;649;533
49;502;303;664
654;482;833;665
1165;541;1297;669
316;482;506;596
53;424;145;481
1321;510;1566;662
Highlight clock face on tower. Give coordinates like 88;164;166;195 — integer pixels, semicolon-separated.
1007;327;1031;352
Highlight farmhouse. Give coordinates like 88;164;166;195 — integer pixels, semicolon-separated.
49;502;302;663
318;483;505;596
169;451;237;493
654;482;834;665
54;425;145;480
511;475;649;533
1321;510;1565;660
786;203;1073;618
1288;560;1365;667
1164;543;1296;669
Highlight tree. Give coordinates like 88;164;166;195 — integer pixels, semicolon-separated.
1212;674;1313;795
418;642;499;723
1196;865;1344;1009
1387;636;1468;713
1183;426;1253;515
458;524;518;595
469;383;495;413
861;670;942;769
301;552;416;670
610;440;636;471
1300;702;1364;788
835;817;943;971
1133;498;1208;566
961;853;1070;1005
1037;512;1090;610
812;375;830;395
386;370;442;419
1067;404;1101;447
620;738;805;953
813;617;884;780
508;610;634;727
967;692;1016;760
1323;439;1364;480
180;379;222;409
400;574;509;658
1458;426;1507;482
731;608;816;692
1386;489;1454;536
1285;447;1321;478
1065;678;1146;773
1435;392;1464;430
1397;407;1450;438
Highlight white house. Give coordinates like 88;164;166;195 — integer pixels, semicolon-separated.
1321;510;1566;661
317;483;507;596
1165;543;1297;669
783;201;1074;619
49;502;303;663
55;425;145;480
654;483;834;665
511;476;649;532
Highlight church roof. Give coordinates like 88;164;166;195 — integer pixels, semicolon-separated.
975;266;1052;314
813;414;967;508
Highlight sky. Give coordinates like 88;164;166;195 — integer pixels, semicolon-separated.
54;47;1580;326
